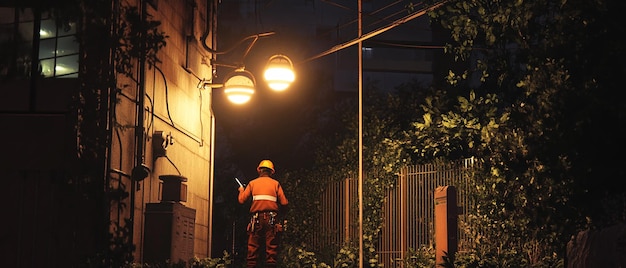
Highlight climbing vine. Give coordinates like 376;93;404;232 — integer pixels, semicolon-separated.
67;0;168;266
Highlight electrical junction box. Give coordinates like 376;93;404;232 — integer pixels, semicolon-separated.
153;131;173;158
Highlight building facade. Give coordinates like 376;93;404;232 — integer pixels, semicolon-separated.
1;0;222;266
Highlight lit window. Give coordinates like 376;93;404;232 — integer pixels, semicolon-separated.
38;11;79;78
0;8;79;79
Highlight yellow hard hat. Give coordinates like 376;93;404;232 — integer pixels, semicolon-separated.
257;159;275;174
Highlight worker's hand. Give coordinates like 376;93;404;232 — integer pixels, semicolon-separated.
238;186;244;191
235;178;245;189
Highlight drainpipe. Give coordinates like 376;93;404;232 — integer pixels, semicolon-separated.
131;0;149;251
202;0;218;258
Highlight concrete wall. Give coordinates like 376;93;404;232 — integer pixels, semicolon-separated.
108;0;216;262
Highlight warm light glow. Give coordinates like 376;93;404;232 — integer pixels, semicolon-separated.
223;69;256;104
39;30;50;37
264;54;295;91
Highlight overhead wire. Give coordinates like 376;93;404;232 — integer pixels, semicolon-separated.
317;0;416;40
299;0;448;65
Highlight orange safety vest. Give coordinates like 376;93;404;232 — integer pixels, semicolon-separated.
238;176;288;213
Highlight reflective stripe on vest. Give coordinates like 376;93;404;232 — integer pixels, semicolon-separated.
253;195;277;202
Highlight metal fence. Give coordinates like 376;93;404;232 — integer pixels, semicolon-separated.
313;158;475;267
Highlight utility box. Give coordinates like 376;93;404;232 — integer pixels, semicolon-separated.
144;175;194;264
434;185;458;266
143;202;196;264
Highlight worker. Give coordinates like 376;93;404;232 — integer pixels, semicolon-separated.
237;159;289;268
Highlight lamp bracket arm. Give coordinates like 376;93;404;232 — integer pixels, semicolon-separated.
201;31;275;56
197;78;223;89
210;60;241;70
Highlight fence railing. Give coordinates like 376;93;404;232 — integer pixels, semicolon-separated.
313;158;475;267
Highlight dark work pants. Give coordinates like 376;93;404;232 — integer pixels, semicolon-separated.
246;212;281;268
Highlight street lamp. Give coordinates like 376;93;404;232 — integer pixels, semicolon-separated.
199;31;296;104
264;54;296;91
199;55;295;105
222;68;256;104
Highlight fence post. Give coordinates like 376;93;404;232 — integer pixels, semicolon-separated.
434;185;458;266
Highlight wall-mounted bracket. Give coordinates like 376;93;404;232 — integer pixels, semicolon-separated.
153;131;174;159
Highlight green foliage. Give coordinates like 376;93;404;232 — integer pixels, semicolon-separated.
189;252;233;268
115;4;168;78
280;170;326;248
393;246;436;268
88;252;232;268
332;246;359;268
402;0;626;266
402;85;575;265
279;244;331;268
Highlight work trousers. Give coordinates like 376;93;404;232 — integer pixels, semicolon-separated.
246;211;282;268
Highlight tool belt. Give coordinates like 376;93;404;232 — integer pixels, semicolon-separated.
248;211;283;233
